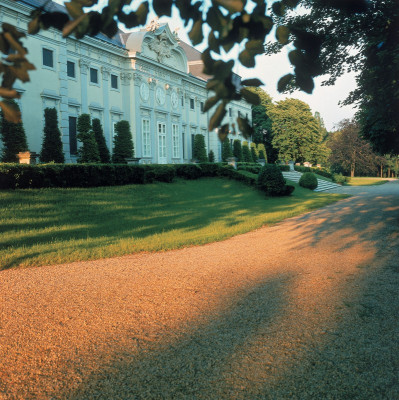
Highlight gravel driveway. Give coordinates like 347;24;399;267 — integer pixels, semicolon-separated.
1;181;399;399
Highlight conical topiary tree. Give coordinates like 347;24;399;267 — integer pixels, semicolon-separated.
0;100;29;162
242;141;252;162
208;149;215;163
221;138;232;162
112;120;134;163
92;118;110;163
40;107;65;163
193;134;208;162
77;114;100;163
257;143;267;162
233;139;242;161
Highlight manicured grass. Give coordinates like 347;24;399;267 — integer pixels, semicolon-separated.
0;178;348;269
346;177;391;186
315;174;333;182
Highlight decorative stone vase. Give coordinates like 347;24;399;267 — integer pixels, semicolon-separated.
257;158;266;167
17;151;31;164
227;157;237;169
125;157;141;165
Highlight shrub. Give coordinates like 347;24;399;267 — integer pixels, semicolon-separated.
294;165;311;173
257;164;288;196
0;100;29;162
208;150;215;163
77;114;100;163
332;173;348;184
40;108;64;163
221;138;232;161
198;162;221;177
258;149;266;160
145;165;176;183
250;146;257;163
242;142;252;162
112;120;134;163
233;139;242;161
175;164;202;180
257;143;267;162
278;164;290;172
299;172;318;190
92;118;110;163
193;134;208;162
237;164;262;174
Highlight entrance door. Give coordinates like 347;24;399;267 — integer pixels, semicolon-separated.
158;122;167;164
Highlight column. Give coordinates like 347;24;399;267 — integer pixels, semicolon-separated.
101;66;111;149
79;59;90;113
132;73;142;158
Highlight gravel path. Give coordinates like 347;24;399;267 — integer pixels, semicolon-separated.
1;181;399;399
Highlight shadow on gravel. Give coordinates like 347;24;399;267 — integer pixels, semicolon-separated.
65;274;294;399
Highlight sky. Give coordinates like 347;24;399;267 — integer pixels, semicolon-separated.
54;0;358;131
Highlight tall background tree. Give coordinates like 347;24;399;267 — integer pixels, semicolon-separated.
193;134;208;162
92;118;110;163
0;100;28;162
112;120;134;163
77;114;100;163
270;98;328;164
40;107;64;163
327;119;378;177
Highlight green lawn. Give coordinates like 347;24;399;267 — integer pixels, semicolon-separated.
0;178;348;269
346;177;391;186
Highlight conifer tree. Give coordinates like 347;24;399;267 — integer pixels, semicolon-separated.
242;142;252;162
77;114;100;163
0;100;28;162
193;134;208;162
208;150;215;163
251;146;257;163
233;139;242;161
221;138;232;162
92;118;110;163
40;108;64;163
112;120;134;163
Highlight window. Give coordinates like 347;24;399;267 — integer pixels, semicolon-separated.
182;131;185;159
142;119;151;157
238;110;242;118
69;116;77;155
90;68;98;84
42;48;53;68
181;96;184;106
67;61;75;78
172;124;179;158
200;101;204;112
190;98;195;110
229;108;232;117
111;74;118;89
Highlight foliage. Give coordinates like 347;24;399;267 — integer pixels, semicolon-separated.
77;114;100;163
208;150;215;163
193;134;208;162
250;143;258;162
270;98;329;165
278;0;399;154
40;108;64;163
327;119;378;177
241;142;252;162
257;164;289;196
233;139;242;161
299;172;318;190
92;118;110;163
257;143;267;162
332;173;348;185
0;100;28;162
112;120;134;164
221;138;232;162
250;87;278;163
258;149;265;160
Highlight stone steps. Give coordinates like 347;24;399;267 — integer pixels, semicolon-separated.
282;171;342;192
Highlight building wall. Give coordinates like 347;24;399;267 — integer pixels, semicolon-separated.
0;0;252;164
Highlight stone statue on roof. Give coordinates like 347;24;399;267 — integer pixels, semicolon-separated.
146;17;160;32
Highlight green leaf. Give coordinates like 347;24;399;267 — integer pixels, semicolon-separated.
62;14;88;37
218;124;229;141
241;78;264;87
288;49;305;66
239;49;255;68
152;0;172;17
0;100;21;123
237;117;252;139
214;0;244;14
209;102;227;131
282;0;300;8
246;40;264;55
65;1;84;18
276;25;290;45
295;71;314;94
277;73;294;92
208;31;220;54
240;88;261;105
272;1;286;17
203;96;220;113
189;19;203;45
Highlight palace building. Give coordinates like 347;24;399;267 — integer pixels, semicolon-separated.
0;0;252;163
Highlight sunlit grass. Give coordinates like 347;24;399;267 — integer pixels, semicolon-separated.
0;178;348;269
346;177;391;186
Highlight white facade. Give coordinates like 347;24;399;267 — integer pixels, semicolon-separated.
0;0;252;163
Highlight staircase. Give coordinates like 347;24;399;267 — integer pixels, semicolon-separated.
282;171;342;192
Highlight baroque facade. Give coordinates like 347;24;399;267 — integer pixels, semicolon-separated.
0;0;252;163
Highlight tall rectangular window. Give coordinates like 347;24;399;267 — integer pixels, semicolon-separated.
67;61;75;78
190;98;195;110
172;124;179;158
90;68;98;84
238;110;242;118
142;119;151;157
111;74;118;89
69;116;77;155
200;101;204;112
42;48;53;68
182;131;185;159
229;108;232;117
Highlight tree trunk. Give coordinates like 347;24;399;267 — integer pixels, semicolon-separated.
380;164;383;178
351;164;355;178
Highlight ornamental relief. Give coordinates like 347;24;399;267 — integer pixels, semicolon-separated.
148;32;173;63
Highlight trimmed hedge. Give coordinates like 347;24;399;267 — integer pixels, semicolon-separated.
299;172;318;190
295;165;332;179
